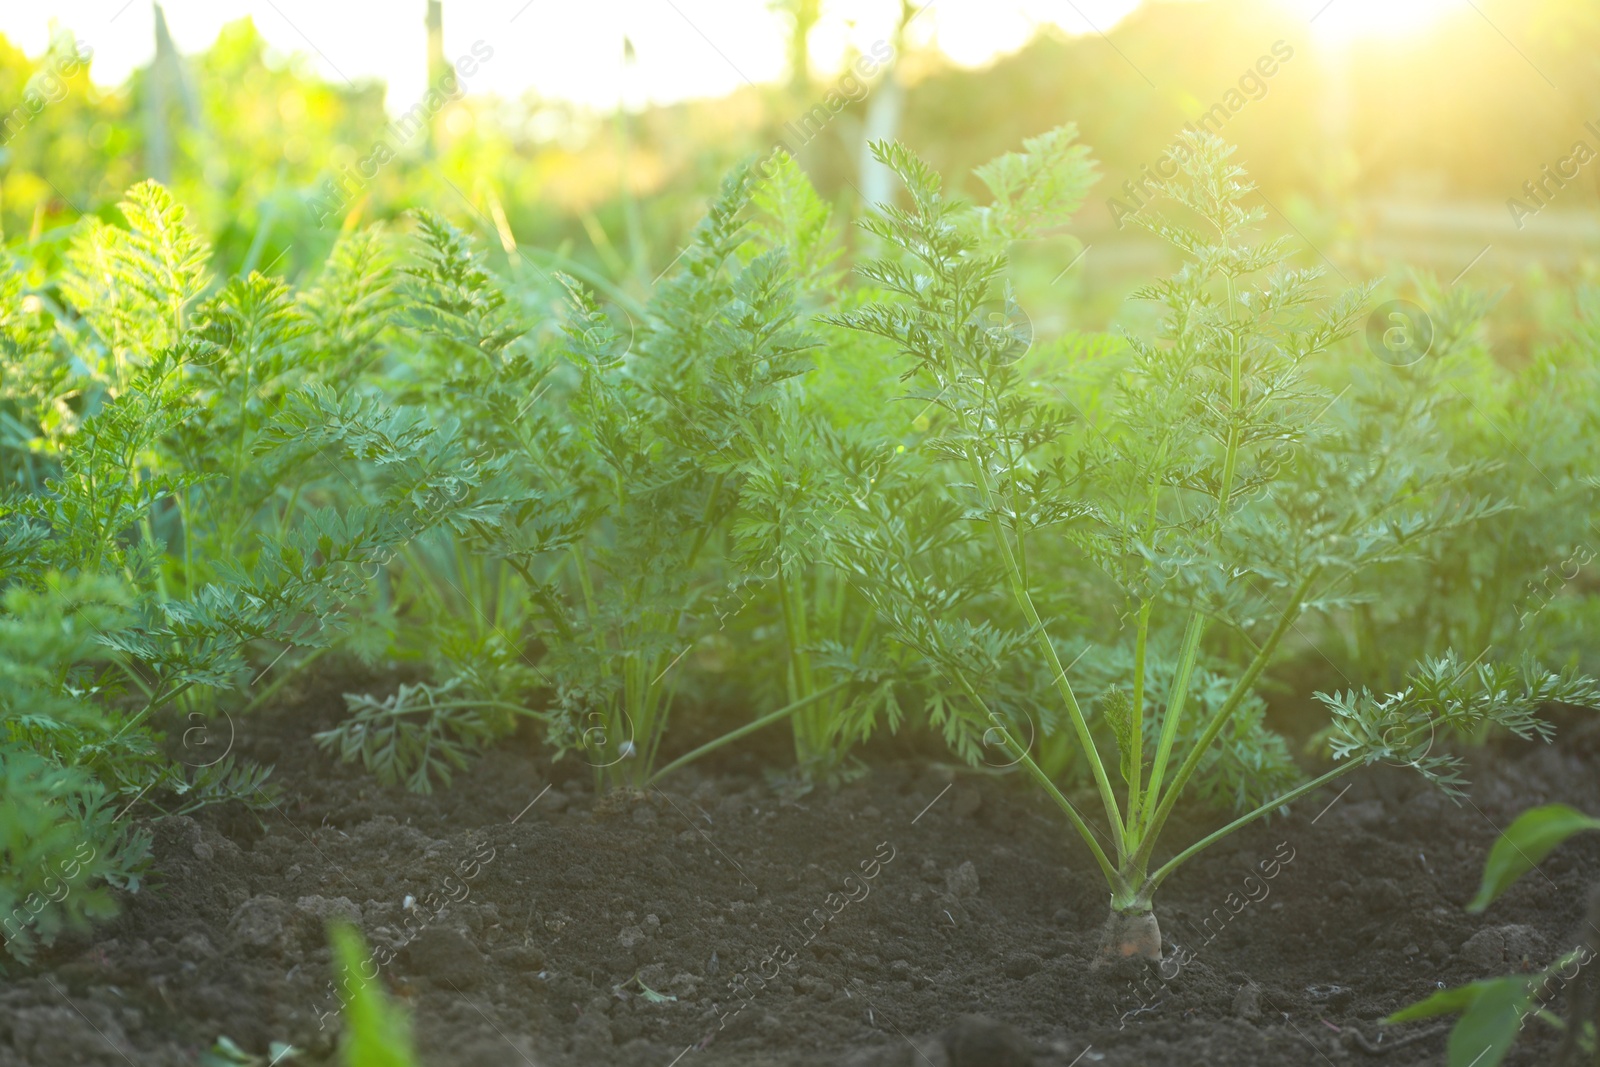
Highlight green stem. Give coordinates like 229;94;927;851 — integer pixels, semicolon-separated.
682;473;726;575
569;545;609;679
1127;597;1151;831
112;658;155;700
1134;567;1319;871
230;342;252;532
1142;611;1204;826
776;561;804;703
640;646;683;781
608;471;727;789
1146;759;1360;891
777;561;824;760
1141;272;1240;820
966;450;1126;859
644;470;728;687
646;680;849;786
1018;744;1120;889
237;646;329;717
1210;230;1243;518
948;670;1119;887
103;679;197;751
790;565;814;698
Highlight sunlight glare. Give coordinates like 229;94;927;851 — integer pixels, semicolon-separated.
1305;0;1461;43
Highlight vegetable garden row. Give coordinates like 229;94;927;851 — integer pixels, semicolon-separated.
5;124;1600;1065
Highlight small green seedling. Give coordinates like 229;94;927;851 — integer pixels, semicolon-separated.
617;971;678;1003
1388;804;1600;1067
330;923;422;1067
199;1036;301;1067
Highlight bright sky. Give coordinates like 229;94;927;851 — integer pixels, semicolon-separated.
0;1;1453;112
0;0;1144;111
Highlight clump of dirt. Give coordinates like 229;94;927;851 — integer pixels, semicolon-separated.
4;682;1599;1067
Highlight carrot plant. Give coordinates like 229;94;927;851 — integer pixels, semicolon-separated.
0;183;490;960
544;170;817;789
830;127;1600;960
722;154;909;779
1304;278;1600;690
330;172;874;793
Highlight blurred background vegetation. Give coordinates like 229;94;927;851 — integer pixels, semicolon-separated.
5;0;1600;343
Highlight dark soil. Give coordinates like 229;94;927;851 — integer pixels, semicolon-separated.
6;676;1600;1067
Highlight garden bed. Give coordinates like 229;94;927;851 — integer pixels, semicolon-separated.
5;678;1599;1067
